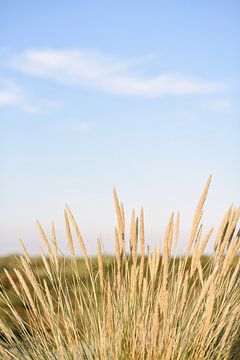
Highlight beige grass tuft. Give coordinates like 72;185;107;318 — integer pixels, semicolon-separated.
0;178;239;360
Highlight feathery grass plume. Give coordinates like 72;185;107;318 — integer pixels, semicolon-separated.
106;281;113;338
120;201;125;236
43;279;54;313
190;224;203;276
203;285;215;335
20;256;47;310
114;227;121;289
130;210;138;272
161;212;174;328
216;207;240;263
173;211;179;256
97;238;104;291
214;206;232;252
138;207;145;289
14;269;36;315
171;212;180;288
221;236;240;275
65;205;90;271
113;188;125;257
0;179;239;360
151;245;159;281
51;221;59;271
216;306;239;360
220;208;239;250
179;269;189;316
19;239;31;264
113;188;127;258
130;209;135;255
39;246;53;280
186;269;216;328
186;176;212;257
64;210;75;258
151;301;159;351
198;227;214;260
167;214;174;258
227;256;240;292
4;269;21;298
162;213;174;290
139;207;145;256
36;220;52;256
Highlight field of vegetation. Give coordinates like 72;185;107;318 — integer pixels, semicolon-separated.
0;178;239;359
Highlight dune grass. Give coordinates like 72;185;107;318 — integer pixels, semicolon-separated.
0;177;239;359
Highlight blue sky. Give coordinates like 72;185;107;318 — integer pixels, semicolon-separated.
0;1;239;255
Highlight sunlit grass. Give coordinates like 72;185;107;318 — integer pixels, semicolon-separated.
0;177;239;359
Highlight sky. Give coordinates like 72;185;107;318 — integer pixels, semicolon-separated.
0;1;239;256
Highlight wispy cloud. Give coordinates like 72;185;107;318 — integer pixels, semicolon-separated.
0;80;58;114
11;49;227;97
0;82;22;106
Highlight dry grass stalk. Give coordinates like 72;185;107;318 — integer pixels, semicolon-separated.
120;201;125;235
161;213;173;327
4;269;21;298
19;239;31;264
43;279;54;313
64;210;75;258
0;178;239;360
36;220;52;256
140;207;145;255
214;207;232;252
14;269;36;315
51;222;59;271
220;208;239;248
162;213;174;291
198;227;214;260
130;210;135;255
151;301;159;351
190;224;203;276
97;238;104;291
114;227;121;288
173;211;179;256
65;206;90;270
39;247;53;280
0;318;15;343
186;175;212;257
20;257;47;310
203;285;214;335
113;188;125;256
106;281;113;338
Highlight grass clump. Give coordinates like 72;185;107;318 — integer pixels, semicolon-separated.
0;177;239;359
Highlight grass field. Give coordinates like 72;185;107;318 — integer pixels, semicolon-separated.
0;255;216;335
0;179;239;359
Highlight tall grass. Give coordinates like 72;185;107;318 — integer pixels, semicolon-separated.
0;177;239;359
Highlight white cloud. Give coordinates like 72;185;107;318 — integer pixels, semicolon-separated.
0;81;58;114
12;49;226;97
0;83;22;106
